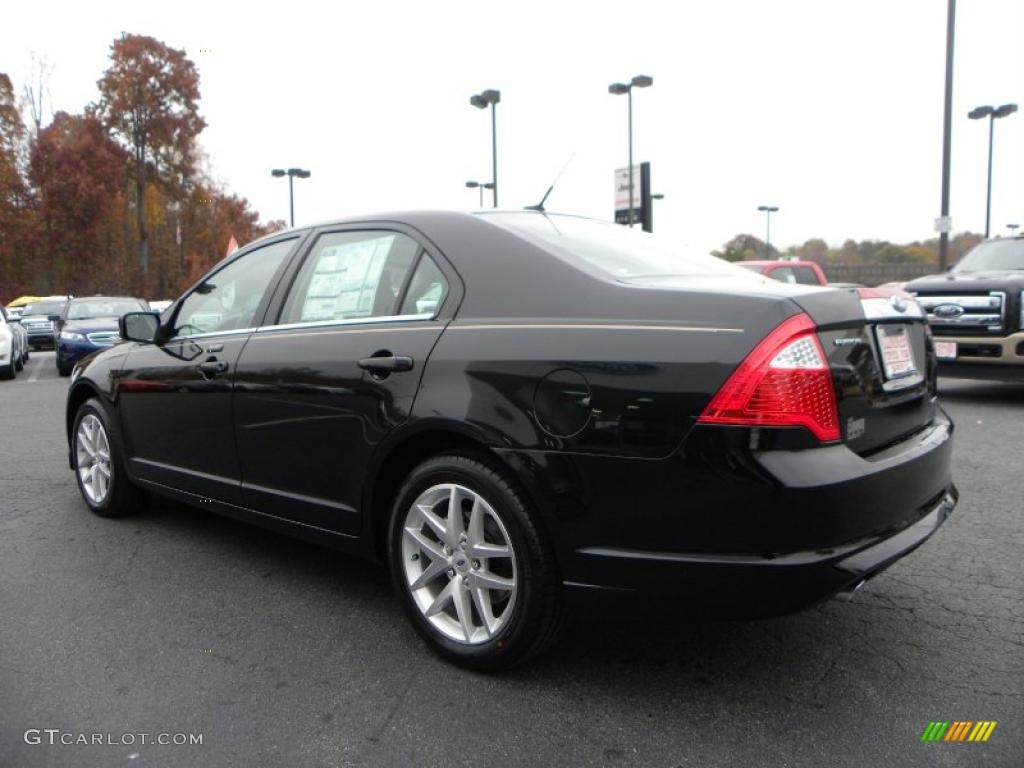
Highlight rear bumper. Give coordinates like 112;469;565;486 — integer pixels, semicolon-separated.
25;328;55;347
565;486;956;619
500;408;956;619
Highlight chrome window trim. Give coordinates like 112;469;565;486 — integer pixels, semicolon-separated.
170;327;259;342
447;322;744;333
256;313;435;334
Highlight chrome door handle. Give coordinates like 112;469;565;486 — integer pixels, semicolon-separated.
198;361;229;375
357;355;414;373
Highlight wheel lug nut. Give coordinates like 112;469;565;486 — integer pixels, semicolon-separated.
410;553;419;561
447;569;455;578
472;560;480;569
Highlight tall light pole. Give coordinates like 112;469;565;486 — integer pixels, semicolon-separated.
271;167;311;228
937;0;956;271
609;75;653;227
470;89;500;208
758;205;779;258
465;180;494;208
968;103;1018;238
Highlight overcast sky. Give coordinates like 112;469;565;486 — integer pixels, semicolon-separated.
2;0;1021;255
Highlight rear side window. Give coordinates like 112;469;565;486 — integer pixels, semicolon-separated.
280;231;421;324
399;255;448;316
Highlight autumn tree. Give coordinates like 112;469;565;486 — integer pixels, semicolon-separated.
712;233;773;262
30;112;129;290
95;34;204;278
0;73;33;300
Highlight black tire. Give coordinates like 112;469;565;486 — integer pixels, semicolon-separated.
15;350;24;371
0;362;13;380
71;398;148;518
388;453;564;671
57;362;71;377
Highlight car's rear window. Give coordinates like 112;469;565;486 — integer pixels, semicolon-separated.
67;298;147;320
484;213;761;280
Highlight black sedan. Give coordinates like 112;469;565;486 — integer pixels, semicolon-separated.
64;211;957;669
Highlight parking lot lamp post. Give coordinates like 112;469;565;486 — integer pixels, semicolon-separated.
609;75;653;227
470;90;501;208
465;180;494;208
758;205;779;257
968;104;1018;238
271;168;312;228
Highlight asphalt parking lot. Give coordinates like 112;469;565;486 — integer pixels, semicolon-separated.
1;351;1021;768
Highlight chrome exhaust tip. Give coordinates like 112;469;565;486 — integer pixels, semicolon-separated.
836;579;867;602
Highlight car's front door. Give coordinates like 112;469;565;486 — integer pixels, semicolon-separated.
117;236;301;503
232;227;457;534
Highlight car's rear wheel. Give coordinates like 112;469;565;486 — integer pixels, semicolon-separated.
57;362;72;377
72;398;147;517
388;453;564;671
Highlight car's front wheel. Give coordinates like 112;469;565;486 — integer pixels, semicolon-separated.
72;398;147;517
388;453;564;671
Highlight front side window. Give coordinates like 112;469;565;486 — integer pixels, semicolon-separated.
174;239;295;338
280;231;421;324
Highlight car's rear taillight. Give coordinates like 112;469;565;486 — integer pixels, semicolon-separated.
698;312;840;442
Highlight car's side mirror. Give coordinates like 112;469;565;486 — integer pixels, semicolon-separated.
120;312;161;344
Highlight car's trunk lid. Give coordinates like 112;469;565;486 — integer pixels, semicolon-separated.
792;287;936;455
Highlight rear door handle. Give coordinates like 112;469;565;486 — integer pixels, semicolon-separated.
357;355;414;373
198;360;229;375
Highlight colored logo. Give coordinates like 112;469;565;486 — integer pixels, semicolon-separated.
920;721;997;742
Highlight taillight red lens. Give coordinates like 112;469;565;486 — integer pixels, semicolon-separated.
698;312;840;442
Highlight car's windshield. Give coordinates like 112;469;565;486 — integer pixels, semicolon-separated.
484;213;763;280
952;239;1024;273
66;298;146;320
21;301;66;316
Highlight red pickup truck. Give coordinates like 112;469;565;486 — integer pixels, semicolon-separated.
737;260;828;286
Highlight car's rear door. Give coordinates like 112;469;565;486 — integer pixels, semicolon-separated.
232;225;459;534
117;236;302;503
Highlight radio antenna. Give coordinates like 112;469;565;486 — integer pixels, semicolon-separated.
525;153;576;212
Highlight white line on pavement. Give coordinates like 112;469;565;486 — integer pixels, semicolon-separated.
27;354;46;383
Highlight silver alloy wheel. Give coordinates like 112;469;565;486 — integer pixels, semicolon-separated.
76;414;113;505
401;483;518;644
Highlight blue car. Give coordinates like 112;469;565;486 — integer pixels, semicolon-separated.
56;297;149;376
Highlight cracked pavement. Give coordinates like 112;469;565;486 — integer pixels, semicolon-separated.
1;354;1021;767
